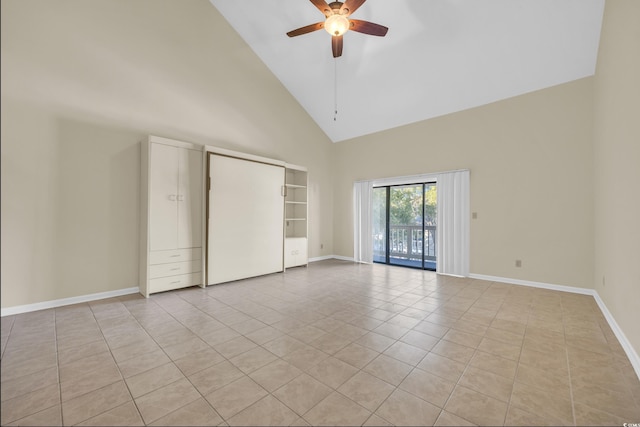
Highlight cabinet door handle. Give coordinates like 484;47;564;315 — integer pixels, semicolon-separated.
170;281;181;284
168;194;177;201
170;268;180;271
170;254;181;258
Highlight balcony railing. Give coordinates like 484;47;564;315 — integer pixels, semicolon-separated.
373;225;436;261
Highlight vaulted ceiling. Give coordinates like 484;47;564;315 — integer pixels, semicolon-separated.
210;0;604;142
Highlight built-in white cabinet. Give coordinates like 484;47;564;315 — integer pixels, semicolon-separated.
140;136;203;297
140;138;308;294
284;165;308;268
284;237;308;268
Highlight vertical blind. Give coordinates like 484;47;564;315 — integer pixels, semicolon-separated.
435;170;470;277
353;181;373;263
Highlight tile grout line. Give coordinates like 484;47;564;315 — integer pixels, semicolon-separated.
0;316;16;361
436;299;495;426
562;303;578;427
503;320;527;426
492;286;516;427
412;278;490;424
54;308;63;426
102;295;224;425
442;281;500;416
4;309;63;425
87;300;145;426
143;292;243;425
176;285;368;425
334;341;402;425
367;279;490;425
269;324;382;425
228;289;414;425
500;297;529;427
228;295;377;424
0;317;46;424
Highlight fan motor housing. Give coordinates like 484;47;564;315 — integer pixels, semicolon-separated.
328;2;345;13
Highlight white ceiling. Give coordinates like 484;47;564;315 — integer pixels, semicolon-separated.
210;0;604;143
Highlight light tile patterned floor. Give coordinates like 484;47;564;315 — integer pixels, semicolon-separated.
1;259;639;426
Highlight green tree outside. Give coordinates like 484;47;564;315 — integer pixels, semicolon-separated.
387;185;437;226
372;184;437;258
373;185;437;227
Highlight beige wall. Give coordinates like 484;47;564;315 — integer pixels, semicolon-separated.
1;0;334;308
593;0;640;355
332;78;595;289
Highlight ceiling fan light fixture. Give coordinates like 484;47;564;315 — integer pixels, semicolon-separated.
287;0;387;58
324;14;350;36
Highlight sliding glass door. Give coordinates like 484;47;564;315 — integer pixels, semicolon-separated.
373;183;437;270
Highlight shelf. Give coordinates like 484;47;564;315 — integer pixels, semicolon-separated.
284;165;308;250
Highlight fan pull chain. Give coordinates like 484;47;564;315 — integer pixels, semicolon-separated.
333;58;338;121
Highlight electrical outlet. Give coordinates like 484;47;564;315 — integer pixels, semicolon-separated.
515;260;522;268
472;212;478;219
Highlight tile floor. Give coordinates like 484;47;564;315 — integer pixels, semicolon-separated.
1;260;639;426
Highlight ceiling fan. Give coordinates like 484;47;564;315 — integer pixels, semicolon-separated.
286;0;388;58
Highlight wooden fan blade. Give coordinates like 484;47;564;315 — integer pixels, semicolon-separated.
287;22;324;37
332;35;343;58
309;0;332;17
340;0;366;16
349;19;388;36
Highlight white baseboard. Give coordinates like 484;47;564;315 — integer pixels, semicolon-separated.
469;273;639;381
468;273;594;295
591;292;640;382
332;255;356;262
1;287;140;317
308;255;336;262
309;255;355;263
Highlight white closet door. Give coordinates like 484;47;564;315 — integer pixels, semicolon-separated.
208;155;284;285
178;148;202;249
150;144;178;251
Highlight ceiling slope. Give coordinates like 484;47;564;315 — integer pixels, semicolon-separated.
210;0;604;142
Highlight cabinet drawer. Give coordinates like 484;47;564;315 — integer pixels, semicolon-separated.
149;272;201;294
149;248;201;265
149;260;201;279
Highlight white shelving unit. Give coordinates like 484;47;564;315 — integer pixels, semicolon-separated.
284;164;308;268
